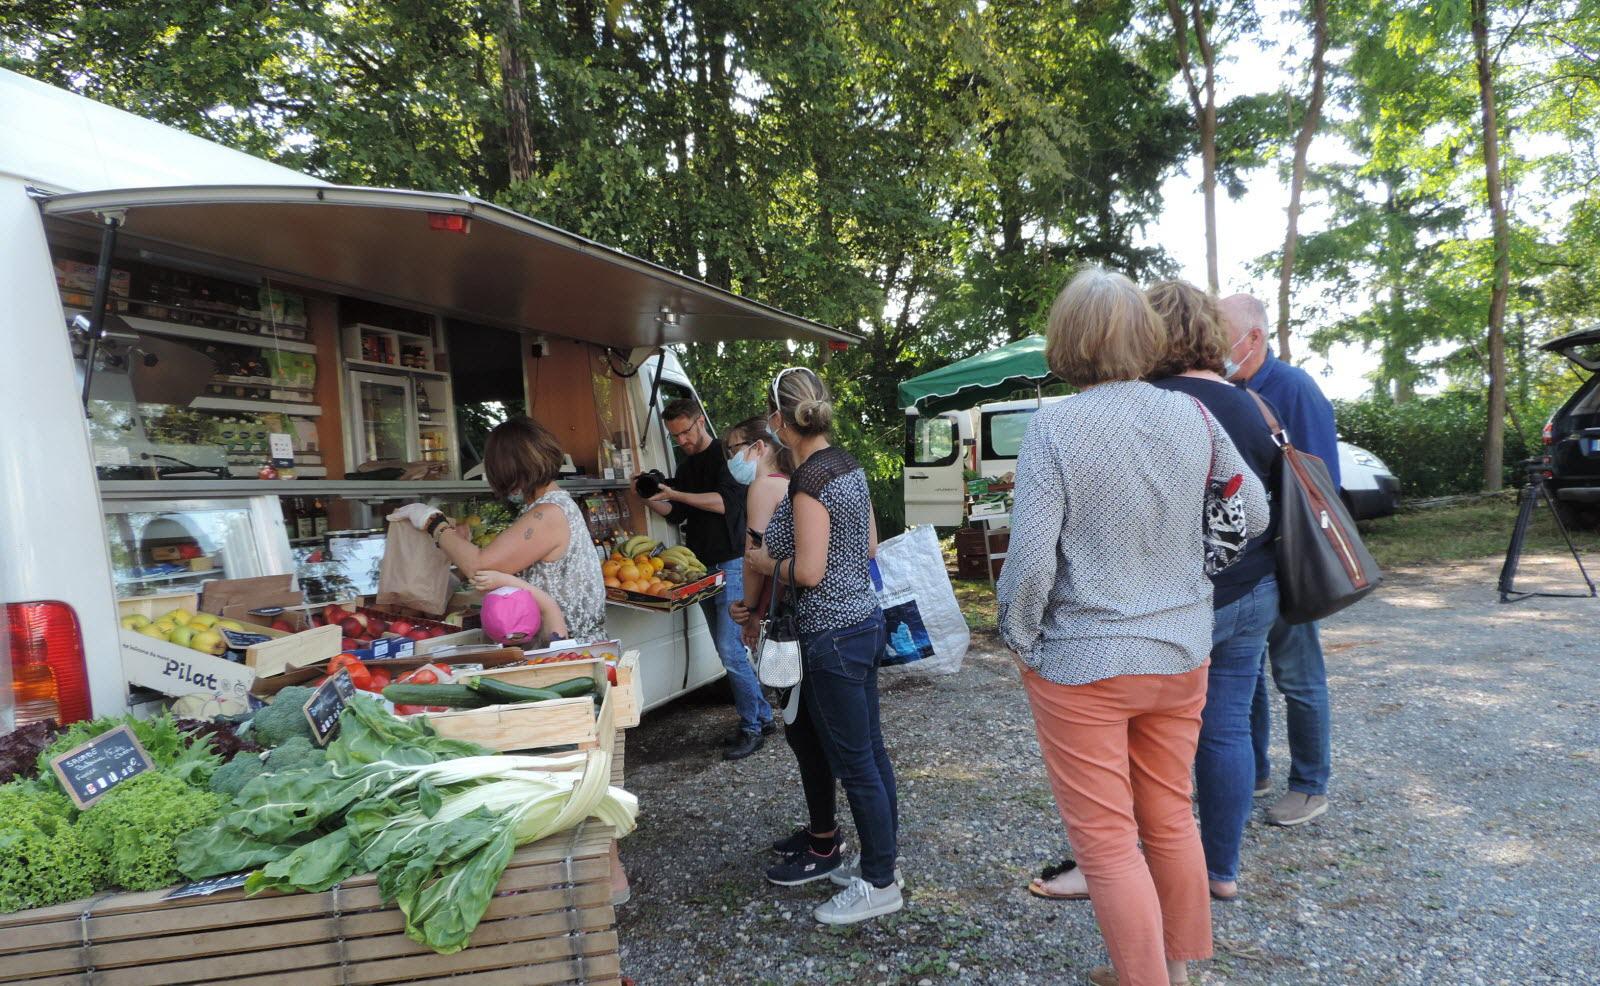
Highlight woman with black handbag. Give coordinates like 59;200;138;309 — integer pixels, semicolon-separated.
746;366;901;925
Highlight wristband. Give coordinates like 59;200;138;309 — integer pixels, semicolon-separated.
424;513;451;542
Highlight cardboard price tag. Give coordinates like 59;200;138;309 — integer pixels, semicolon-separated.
303;668;357;746
164;871;251;901
49;724;154;809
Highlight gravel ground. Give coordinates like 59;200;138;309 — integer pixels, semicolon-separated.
615;554;1600;985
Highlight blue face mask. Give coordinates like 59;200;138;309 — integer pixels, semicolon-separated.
1222;334;1253;381
507;490;525;507
726;447;759;486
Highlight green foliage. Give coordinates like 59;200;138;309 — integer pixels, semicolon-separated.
251;687;319;747
1334;392;1537;497
264;736;328;773
0;781;104;913
35;712;217;791
75;772;222;893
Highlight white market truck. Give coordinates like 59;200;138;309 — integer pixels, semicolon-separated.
0;68;855;731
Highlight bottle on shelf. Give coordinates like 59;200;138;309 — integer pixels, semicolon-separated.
312;497;329;536
294;497;316;540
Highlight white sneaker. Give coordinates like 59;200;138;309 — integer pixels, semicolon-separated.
828;852;905;888
813;876;903;925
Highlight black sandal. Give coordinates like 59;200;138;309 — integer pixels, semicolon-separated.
1027;857;1089;900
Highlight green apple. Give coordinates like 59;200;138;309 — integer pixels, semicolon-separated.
137;623;168;640
190;630;226;656
166;609;195;626
167;625;197;648
188;613;219;629
215;618;244;632
120;614;151;630
152;619;178;635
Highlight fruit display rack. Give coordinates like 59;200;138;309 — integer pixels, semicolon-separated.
605;570;724;614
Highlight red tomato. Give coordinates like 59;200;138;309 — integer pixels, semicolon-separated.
606;666;619;686
394;704;426;716
367;668;392;691
327;653;373;691
405;667;440;686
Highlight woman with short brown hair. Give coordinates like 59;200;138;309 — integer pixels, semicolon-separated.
388;416;605;641
998;267;1268;986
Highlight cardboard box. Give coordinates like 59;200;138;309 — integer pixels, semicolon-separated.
202;574;302;619
116;593;269;701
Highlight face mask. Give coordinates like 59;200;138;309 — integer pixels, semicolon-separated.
507;490;525;507
1222;334;1253;381
726;446;760;486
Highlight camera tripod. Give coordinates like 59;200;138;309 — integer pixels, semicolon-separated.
1497;460;1597;603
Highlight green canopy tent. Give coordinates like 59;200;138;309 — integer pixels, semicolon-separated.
897;336;1057;415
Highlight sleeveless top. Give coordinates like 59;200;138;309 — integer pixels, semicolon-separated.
750;472;788;614
517;488;607;641
764;447;878;634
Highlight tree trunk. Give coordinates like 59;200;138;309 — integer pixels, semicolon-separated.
1167;0;1219;291
1473;0;1510;491
1276;0;1328;361
498;0;535;185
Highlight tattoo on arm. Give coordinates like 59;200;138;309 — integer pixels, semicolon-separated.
523;527;533;540
522;508;548;541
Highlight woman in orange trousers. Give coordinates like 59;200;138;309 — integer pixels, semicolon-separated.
996;267;1269;985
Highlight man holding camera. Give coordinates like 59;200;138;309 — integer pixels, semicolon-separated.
639;398;773;759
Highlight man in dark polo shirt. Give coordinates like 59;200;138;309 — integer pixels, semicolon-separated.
641;398;773;759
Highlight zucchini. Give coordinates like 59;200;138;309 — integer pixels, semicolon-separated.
547;677;597;699
467;677;563;704
381;683;491;708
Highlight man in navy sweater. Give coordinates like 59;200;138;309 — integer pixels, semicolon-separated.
1219;294;1339;827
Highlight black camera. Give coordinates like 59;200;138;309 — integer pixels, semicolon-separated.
634;469;669;498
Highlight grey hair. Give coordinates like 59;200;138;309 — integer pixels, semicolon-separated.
1218;294;1268;336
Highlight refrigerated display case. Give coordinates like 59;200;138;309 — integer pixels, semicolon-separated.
349;369;417;464
101;497;292;598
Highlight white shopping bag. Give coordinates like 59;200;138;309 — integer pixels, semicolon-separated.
872;524;968;675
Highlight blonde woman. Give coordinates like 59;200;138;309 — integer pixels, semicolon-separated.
997;267;1268;986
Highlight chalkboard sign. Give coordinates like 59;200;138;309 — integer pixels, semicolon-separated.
164;871;251;901
49;724;154;809
302;668;357;746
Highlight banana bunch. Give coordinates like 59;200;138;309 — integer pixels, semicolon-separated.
659;545;708;582
617;534;660;558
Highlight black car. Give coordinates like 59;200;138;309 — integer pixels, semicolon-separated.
1539;327;1600;529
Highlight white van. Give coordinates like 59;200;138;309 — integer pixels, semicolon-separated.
0;69;852;731
904;396;1401;527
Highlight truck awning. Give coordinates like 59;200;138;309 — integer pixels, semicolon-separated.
37;184;857;349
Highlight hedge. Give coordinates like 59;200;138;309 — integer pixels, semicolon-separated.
1333;392;1540;498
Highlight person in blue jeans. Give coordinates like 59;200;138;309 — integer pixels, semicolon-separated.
642;397;772;760
1220;293;1337;827
751;366;902;925
1149;281;1283;899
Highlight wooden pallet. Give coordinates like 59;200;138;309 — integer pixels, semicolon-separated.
0;823;621;986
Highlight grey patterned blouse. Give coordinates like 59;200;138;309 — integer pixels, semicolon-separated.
517;488;607;642
995;381;1269;685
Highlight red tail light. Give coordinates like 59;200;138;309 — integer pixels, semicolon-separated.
1543;420;1554;445
7;601;93;727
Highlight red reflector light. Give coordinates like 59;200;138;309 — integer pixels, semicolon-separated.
7;601;92;727
427;213;471;234
827;340;850;352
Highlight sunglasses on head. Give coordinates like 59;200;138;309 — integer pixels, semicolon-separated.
770;366;807;414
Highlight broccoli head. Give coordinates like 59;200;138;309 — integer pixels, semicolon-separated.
264;736;326;773
76;772;222;892
251;687;318;746
0;781;104;913
207;753;268;798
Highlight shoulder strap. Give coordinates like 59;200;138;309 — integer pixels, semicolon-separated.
1183;395;1218;483
1242;388;1292;449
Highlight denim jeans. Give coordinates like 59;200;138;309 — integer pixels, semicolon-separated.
699;557;772;735
1250;617;1331;796
1196;576;1276;883
783;688;838;836
799;610;898;887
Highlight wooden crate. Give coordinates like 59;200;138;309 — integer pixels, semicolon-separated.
469;650;640;731
0;822;621;986
424;659;620;755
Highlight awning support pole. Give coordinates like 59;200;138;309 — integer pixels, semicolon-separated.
1035;383;1043;408
80;213;123;415
639;351;667;450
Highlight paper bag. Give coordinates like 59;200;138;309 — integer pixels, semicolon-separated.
376;522;453;616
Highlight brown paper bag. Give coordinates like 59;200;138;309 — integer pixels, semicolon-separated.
376;522;453;616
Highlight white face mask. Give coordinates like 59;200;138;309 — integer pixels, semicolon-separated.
1222;333;1255;381
726;445;760;485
